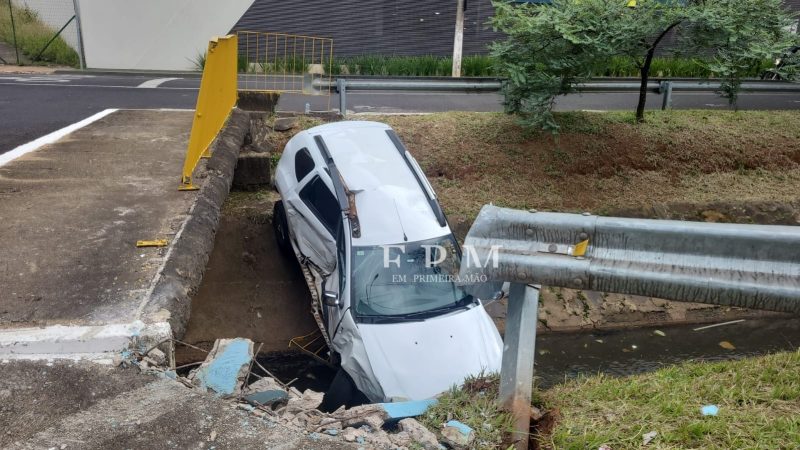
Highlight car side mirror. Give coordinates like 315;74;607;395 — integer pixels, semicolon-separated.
490;290;505;301
323;291;340;308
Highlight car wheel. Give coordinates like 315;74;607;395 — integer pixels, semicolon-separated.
272;200;291;254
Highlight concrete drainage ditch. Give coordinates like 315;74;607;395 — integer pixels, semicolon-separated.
160;99;800;448
176;102;344;411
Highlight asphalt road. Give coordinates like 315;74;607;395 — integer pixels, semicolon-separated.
2;72;799;154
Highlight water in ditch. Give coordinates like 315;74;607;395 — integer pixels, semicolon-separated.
532;316;800;388
177;315;800;394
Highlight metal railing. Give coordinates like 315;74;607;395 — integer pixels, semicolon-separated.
459;205;800;449
236;30;333;98
322;77;800;116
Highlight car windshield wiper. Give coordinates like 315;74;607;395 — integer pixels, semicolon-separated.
355;313;423;324
395;295;475;320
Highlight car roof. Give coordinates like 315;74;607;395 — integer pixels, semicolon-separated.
301;121;450;246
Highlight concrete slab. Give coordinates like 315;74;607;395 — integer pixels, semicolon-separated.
0;110;195;328
0;361;353;449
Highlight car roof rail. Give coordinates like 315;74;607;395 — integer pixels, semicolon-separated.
314;135;361;238
385;129;447;227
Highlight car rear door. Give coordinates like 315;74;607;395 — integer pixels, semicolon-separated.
283;147;339;274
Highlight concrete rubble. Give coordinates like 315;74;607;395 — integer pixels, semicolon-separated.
441;420;475;448
134;337;456;449
188;338;254;397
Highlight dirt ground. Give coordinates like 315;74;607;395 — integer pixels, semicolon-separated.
179;190;319;362
377;110;800;222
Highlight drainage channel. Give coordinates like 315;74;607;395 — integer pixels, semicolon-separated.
176;108;800;396
533;316;800;389
176;188;800;393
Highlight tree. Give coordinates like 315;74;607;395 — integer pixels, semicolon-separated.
684;0;799;109
490;0;624;130
491;0;800;129
606;0;691;122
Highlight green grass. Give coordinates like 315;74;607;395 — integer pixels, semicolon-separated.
419;372;515;449
542;350;800;449
591;56;772;78
0;4;79;67
281;110;800;224
366;110;800;221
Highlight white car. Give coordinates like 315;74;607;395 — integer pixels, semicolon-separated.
272;121;502;407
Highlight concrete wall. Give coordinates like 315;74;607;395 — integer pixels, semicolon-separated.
74;0;254;70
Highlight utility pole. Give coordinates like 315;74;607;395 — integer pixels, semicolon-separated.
451;0;465;77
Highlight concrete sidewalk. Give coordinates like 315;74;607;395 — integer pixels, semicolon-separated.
0;108;250;359
0;109;193;327
0;360;352;449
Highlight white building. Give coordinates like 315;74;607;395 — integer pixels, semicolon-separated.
16;0;255;70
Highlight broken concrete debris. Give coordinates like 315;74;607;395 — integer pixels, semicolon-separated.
441;420;475;448
131;337;454;448
273;116;299;132
188;338;254;397
397;418;441;450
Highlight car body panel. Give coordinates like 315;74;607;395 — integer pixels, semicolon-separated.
357;303;503;401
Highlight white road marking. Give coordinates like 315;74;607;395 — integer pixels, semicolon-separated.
136;77;180;88
4;76;70;83
0;74;95;83
0;108;118;167
0;82;196;90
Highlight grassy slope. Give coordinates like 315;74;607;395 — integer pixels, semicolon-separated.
369;111;800;223
271;110;800;448
543;350;800;449
0;4;78;67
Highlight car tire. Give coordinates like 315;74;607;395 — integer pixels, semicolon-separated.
272;200;291;254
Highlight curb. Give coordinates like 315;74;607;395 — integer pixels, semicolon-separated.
0;321;171;362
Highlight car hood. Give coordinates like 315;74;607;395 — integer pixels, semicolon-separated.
357;303;503;401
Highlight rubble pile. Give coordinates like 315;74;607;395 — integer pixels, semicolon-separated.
131;338;474;449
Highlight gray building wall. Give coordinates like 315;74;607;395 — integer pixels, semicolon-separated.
231;0;800;57
231;0;503;57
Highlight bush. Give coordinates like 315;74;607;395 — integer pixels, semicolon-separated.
0;4;79;67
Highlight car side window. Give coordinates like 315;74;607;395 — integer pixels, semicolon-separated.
295;148;315;182
299;175;340;235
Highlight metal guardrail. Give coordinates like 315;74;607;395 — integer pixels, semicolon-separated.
320;77;800;116
459;205;800;449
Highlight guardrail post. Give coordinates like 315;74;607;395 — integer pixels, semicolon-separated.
337;78;347;118
499;283;540;450
661;81;673;110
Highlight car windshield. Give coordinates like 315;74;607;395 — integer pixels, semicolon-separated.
351;235;473;321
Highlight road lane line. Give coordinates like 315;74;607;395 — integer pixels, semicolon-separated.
0;82;197;90
0;108;118;167
136;77;180;88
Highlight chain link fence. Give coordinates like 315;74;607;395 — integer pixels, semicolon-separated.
0;0;84;67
